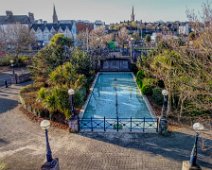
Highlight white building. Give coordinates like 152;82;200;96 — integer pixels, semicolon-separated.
94;20;105;29
31;22;77;46
178;24;190;35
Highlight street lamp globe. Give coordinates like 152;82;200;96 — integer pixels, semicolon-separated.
40;120;50;130
130;37;134;41
162;89;169;96
68;89;75;96
193;122;204;132
10;59;14;64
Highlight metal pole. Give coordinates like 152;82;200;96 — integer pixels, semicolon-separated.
117;117;119;132
161;95;168;118
91;117;93;132
156;118;159;133
45;129;53;163
104;117;106;132
130;117;132;132
143;117;145;133
190;133;199;167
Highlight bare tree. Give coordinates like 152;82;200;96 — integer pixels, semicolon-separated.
116;27;129;49
0;23;36;59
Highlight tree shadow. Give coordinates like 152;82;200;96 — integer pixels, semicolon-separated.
79;132;212;169
0;97;18;114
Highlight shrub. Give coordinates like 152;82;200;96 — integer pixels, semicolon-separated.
141;78;156;95
0;55;14;66
18;56;31;66
136;70;145;80
152;87;163;105
74;87;86;107
157;80;165;88
136;70;145;89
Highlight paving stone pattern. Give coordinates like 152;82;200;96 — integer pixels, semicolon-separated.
0;84;211;170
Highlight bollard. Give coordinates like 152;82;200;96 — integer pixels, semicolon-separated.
5;80;8;88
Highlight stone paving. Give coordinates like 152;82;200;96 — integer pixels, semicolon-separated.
0;84;212;170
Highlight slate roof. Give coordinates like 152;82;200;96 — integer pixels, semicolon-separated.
31;23;74;32
0;15;31;25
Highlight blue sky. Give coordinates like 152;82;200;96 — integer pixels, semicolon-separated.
0;0;209;23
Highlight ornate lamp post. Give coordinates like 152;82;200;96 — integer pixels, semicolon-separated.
159;89;169;135
40;120;59;170
189;122;204;169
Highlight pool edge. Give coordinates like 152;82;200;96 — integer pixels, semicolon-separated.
131;72;156;118
79;72;100;118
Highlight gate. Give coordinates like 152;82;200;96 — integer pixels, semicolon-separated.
78;117;159;133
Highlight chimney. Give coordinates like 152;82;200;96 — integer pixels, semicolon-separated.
28;12;35;23
6;11;13;17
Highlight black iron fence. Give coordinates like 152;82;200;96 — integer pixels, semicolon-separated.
78;117;159;133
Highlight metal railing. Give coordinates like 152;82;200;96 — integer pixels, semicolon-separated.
79;117;159;133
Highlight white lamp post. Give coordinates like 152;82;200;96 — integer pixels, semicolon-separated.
159;89;169;135
68;89;75;114
40;120;52;163
189;122;205;169
40;120;60;170
161;89;168;118
10;59;15;75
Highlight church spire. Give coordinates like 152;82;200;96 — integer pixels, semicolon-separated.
53;4;58;23
131;6;135;21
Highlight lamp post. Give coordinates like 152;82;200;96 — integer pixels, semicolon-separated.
40;120;59;170
68;89;79;133
161;89;169;118
40;120;53;163
10;59;15;75
159;89;169;135
68;89;75;114
10;59;18;84
189;122;204;169
130;37;134;59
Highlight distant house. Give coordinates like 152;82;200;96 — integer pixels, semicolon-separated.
0;11;35;50
30;5;77;47
94;20;105;29
179;23;190;35
0;11;34;28
31;22;77;46
76;21;94;33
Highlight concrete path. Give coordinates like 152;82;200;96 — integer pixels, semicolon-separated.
0;84;211;170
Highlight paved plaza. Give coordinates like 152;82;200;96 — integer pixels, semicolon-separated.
0;84;211;170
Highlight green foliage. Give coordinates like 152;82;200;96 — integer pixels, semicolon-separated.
141;78;156;95
70;49;93;77
18;56;31;66
74;88;86;107
49;33;72;47
0;55;14;66
108;41;116;50
136;70;146;89
31;45;68;82
49;62;86;89
157;80;165;88
145;35;151;43
37;87;71;119
113;123;123;130
37;87;48;101
136;70;145;80
152;87;163;106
